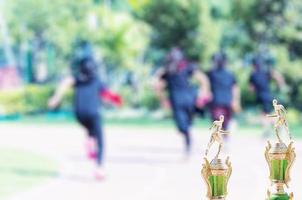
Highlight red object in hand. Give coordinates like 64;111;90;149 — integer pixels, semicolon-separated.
196;95;211;108
100;89;123;107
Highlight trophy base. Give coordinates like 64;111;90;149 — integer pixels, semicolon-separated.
202;158;231;200
267;191;293;200
269;193;290;200
211;197;225;200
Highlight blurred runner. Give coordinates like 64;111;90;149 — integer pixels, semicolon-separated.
153;47;211;155
207;51;241;134
249;55;286;138
48;41;121;180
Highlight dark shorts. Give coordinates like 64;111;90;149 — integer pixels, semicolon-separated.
172;103;195;134
75;112;104;164
210;105;232;129
76;113;102;138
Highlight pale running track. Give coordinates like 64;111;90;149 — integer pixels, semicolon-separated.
1;123;302;200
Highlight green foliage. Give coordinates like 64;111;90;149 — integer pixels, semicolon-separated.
269;45;302;108
0;85;72;116
138;0;220;61
286;108;301;125
116;71;160;110
138;85;160;110
24;85;54;113
4;1;150;78
6;0;93;54
93;6;150;70
0;89;26;115
230;0;302;54
128;0;150;11
3;0;302;113
117;86;135;107
0;83;159;115
233;64;256;107
222;0;302;109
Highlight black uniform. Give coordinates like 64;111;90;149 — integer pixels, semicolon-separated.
250;70;273;113
71;49;106;164
74;76;105;164
161;64;197;148
208;67;236;129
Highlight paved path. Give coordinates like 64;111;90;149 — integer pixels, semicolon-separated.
1;123;302;200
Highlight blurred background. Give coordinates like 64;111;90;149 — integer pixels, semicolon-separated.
1;0;302;200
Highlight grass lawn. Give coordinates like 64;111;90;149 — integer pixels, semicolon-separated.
0;148;58;198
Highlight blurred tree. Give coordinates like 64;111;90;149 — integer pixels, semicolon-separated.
3;0;302;111
4;0;94;82
4;0;150;83
6;0;94;54
230;0;302;108
92;6;151;108
127;0;150;11
93;6;150;72
134;0;220;62
0;1;15;66
231;0;302;55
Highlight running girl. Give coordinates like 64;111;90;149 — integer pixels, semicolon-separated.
48;42;120;180
153;47;211;155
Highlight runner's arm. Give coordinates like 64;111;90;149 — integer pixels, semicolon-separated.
194;70;212;104
271;69;286;89
48;76;75;109
152;68;169;109
232;84;241;113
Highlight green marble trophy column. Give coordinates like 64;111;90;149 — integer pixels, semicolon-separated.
202;115;232;200
265;100;296;200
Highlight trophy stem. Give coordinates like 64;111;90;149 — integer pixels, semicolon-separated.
276;183;284;194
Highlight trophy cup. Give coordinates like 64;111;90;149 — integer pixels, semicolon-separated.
201;115;232;200
265;99;296;200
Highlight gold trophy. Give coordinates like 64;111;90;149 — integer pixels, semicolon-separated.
202;115;232;200
265;99;296;200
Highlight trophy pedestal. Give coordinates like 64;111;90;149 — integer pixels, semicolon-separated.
202;158;231;200
265;142;295;200
269;193;290;200
267;183;293;200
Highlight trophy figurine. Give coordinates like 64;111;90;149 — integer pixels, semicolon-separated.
265;99;296;200
202;115;232;200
